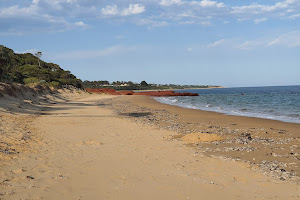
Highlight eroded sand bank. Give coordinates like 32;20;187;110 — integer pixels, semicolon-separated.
1;93;300;199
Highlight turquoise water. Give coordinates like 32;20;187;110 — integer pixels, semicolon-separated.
154;85;300;124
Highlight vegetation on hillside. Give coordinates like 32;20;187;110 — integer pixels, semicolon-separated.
83;80;220;91
0;45;220;91
0;45;82;88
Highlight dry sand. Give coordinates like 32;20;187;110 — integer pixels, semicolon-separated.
100;95;300;181
1;90;300;199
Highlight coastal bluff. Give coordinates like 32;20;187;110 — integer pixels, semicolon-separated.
85;88;199;96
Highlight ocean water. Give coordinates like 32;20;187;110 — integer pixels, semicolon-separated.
154;85;300;124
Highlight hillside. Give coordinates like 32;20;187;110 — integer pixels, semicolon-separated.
0;45;82;88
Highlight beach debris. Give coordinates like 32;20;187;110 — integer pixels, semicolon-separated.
26;176;35;180
0;148;18;155
182;133;224;143
241;133;252;140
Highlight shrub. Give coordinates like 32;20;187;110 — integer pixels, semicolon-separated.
46;81;60;88
24;77;40;84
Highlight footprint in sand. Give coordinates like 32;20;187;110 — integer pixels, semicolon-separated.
80;140;103;146
11;169;24;174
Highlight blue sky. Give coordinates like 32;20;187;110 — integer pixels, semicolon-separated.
1;0;300;87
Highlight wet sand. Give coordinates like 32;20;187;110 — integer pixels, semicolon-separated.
1;93;300;199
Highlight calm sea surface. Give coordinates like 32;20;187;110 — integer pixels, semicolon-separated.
154;85;300;124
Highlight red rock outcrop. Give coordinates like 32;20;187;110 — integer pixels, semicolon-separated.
133;91;199;96
85;88;116;94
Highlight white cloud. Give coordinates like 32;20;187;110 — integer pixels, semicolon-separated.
179;20;195;24
54;46;136;59
289;13;300;19
254;17;267;24
207;39;225;48
234;31;300;50
160;0;224;7
231;0;297;14
1;0;300;34
237;18;249;22
267;31;300;47
155;0;227;26
121;4;145;16
101;5;118;16
32;0;40;5
160;0;182;6
0;5;38;17
0;2;88;35
101;4;145;17
232;4;270;14
191;0;225;8
137;18;169;28
199;21;211;25
238;40;262;50
186;47;193;52
74;21;86;27
267;38;281;47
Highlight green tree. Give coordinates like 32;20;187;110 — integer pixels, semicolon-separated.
34;51;42;67
127;81;134;86
140;80;148;86
0;45;83;88
0;45;15;81
0;46;6;77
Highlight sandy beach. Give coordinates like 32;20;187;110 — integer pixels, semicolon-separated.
1;89;300;199
100;95;300;179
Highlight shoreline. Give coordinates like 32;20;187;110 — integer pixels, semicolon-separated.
154;96;300;125
98;95;300;181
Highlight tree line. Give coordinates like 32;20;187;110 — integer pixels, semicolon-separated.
0;45;82;88
82;80;216;91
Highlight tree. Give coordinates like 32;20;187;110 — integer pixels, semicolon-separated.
140;80;148;86
0;46;6;76
0;45;13;80
35;52;42;67
127;81;134;86
0;45;82;88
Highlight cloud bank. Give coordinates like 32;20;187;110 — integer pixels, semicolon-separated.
1;0;300;35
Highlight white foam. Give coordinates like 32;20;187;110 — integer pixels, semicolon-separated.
153;97;300;124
